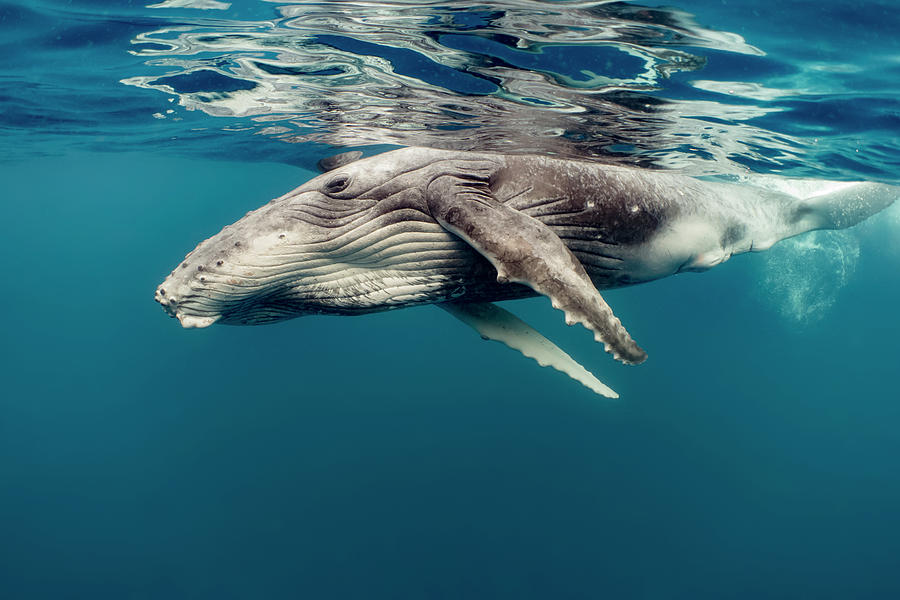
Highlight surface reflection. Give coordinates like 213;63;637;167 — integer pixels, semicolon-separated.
122;0;808;175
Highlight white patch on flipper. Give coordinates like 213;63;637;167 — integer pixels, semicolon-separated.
757;230;859;324
440;302;619;399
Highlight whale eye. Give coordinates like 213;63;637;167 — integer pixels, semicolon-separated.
323;174;351;195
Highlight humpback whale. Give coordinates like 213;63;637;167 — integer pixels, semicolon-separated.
155;147;896;397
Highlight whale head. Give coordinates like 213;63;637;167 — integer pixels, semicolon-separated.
155;148;488;327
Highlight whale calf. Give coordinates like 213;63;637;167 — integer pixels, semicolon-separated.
155;148;896;397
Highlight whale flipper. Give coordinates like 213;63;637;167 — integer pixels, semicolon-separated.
427;173;647;365
440;301;618;398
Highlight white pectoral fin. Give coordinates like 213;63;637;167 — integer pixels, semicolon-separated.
440;301;619;399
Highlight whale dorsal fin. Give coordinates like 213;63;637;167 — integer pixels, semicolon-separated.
317;150;364;173
427;173;647;365
440;301;618;398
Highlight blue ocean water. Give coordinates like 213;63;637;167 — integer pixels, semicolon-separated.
2;1;900;598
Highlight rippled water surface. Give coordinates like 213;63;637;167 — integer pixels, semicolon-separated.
3;2;900;599
5;0;900;179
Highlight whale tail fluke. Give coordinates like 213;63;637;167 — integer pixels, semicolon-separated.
735;175;897;243
795;182;897;231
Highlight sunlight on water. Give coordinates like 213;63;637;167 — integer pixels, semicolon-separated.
5;0;898;181
117;0;805;175
147;0;232;8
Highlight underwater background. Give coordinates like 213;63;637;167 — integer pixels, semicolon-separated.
2;0;900;598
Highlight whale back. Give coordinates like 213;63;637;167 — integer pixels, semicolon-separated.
490;155;718;286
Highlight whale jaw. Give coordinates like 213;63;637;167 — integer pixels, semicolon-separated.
176;314;220;329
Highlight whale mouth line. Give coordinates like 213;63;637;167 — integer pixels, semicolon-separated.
176;313;220;329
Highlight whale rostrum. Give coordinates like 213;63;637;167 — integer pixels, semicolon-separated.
155;147;897;397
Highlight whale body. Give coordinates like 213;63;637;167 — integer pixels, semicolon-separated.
155;148;896;396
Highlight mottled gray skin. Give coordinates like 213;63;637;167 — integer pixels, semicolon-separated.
155;147;894;363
